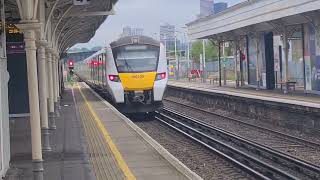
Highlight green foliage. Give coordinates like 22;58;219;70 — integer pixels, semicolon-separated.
224;43;233;57
191;40;219;62
191;40;202;62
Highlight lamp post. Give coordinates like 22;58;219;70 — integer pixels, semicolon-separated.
181;26;191;78
174;33;179;80
202;39;206;82
187;40;190;76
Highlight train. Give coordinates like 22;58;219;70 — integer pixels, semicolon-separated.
75;35;168;114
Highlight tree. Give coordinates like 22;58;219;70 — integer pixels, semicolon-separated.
191;40;202;62
191;40;219;63
206;40;218;61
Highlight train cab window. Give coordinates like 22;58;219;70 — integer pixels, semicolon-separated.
113;45;159;73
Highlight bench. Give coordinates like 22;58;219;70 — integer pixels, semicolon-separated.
278;81;297;92
207;72;219;84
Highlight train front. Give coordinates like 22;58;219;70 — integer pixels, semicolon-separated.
108;36;167;113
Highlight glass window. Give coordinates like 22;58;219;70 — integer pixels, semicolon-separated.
113;45;159;73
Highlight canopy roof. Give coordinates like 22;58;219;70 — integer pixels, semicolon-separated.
187;0;320;40
5;0;117;52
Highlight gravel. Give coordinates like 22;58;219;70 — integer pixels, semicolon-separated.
134;119;255;180
164;96;320;166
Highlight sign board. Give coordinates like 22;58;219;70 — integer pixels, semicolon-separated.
5;24;20;34
6;42;25;54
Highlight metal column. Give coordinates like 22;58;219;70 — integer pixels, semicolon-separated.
19;25;44;180
46;49;56;129
256;33;261;90
53;54;60;117
37;41;51;151
234;40;239;88
283;28;289;93
218;42;222;86
0;0;10;174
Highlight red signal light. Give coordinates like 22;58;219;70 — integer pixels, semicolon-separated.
69;61;73;66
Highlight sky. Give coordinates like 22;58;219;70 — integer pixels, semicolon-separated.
73;0;246;49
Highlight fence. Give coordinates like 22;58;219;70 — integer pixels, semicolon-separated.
169;57;236;81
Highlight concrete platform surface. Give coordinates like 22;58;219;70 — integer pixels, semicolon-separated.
5;88;94;180
6;82;201;180
168;80;320;109
74;82;201;180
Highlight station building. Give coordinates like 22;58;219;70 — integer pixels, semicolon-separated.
187;0;320;94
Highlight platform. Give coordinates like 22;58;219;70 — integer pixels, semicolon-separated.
168;80;320;109
6;82;201;180
166;80;320;133
6;88;94;180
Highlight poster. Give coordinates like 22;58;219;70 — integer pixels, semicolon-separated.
309;22;320;91
248;35;257;85
305;56;312;90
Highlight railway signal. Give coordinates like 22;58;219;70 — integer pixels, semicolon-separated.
67;60;75;75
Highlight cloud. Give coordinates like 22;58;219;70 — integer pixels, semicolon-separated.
73;0;246;48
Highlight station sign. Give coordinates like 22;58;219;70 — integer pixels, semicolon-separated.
6;42;25;54
5;24;21;34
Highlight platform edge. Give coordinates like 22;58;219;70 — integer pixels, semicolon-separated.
82;82;203;180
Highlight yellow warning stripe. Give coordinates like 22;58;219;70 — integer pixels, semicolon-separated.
77;84;136;180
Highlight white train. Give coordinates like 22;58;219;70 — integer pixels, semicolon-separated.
75;36;168;113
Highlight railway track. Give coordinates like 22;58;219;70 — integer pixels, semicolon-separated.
163;98;320;150
155;108;320;180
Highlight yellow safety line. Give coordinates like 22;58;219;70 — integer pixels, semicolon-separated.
77;83;136;180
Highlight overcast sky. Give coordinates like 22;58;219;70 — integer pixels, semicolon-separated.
73;0;246;48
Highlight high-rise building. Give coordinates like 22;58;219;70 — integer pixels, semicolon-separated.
131;28;144;36
213;2;228;14
121;26;131;37
200;0;214;17
160;23;175;51
120;26;144;37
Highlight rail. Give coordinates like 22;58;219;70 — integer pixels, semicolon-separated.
155;108;320;180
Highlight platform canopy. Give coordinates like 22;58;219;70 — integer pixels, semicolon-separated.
5;0;117;53
187;0;320;40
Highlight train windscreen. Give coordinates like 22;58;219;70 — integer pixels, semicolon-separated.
113;45;159;73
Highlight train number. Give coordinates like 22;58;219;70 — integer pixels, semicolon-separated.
132;74;144;79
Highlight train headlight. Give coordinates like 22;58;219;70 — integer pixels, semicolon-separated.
155;72;166;81
108;75;121;82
